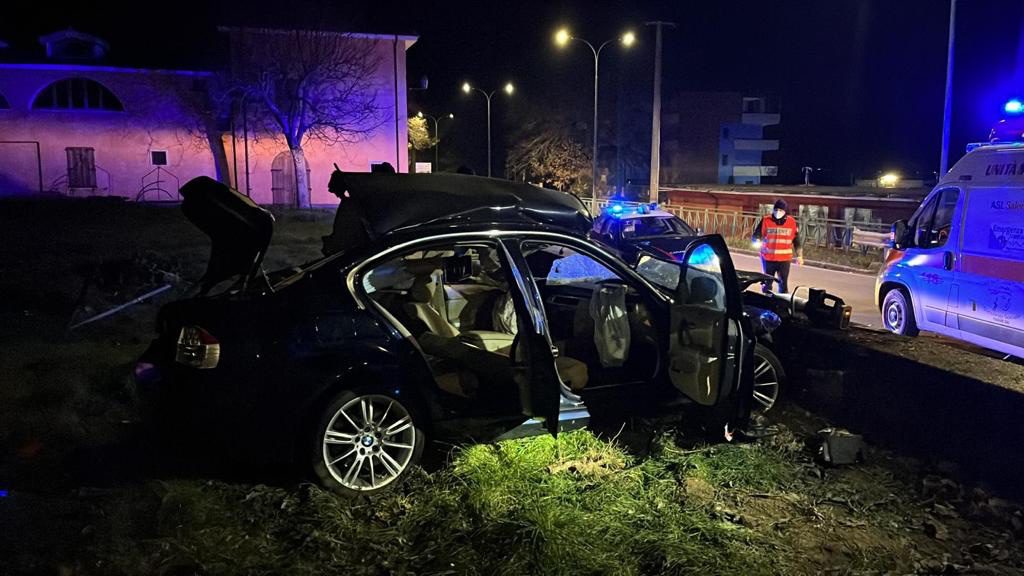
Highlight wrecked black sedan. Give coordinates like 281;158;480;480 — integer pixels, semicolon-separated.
136;174;755;496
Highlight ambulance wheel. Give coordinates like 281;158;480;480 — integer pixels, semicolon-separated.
882;288;919;337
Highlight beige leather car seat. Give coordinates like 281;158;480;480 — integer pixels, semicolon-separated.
405;270;589;391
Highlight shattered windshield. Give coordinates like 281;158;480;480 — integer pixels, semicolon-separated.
634;255;680;291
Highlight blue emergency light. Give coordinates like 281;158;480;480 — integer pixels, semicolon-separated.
606;201;661;218
966;100;1024;151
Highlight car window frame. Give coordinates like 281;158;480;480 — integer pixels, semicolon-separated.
926;188;960;250
910;193;939;249
510;231;672;303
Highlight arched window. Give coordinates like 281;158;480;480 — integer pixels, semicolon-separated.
32;78;123;111
0;92;9;109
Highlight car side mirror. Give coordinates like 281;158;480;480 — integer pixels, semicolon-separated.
891;220;910;250
695;228;704;235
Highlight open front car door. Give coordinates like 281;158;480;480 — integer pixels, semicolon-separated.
651;236;752;431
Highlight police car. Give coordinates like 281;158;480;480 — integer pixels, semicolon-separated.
877;104;1024;359
590;202;698;264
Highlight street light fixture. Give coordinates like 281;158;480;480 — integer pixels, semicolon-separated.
417;111;455;172
462;81;515;177
554;27;635;213
879;173;901;188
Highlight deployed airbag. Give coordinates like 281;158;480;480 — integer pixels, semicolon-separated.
589;284;631;367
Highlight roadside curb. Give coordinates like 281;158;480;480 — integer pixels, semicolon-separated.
730;247;878;276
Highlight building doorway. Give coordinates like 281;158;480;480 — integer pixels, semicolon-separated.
271;151;311;205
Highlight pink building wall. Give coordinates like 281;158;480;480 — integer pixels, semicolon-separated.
0;33;414;205
0;65;218;198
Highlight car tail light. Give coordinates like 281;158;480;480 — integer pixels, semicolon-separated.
175;326;221;369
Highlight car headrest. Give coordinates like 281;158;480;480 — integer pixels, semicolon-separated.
409;272;440;303
687;276;719;305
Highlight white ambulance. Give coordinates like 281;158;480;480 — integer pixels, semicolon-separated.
875;142;1024;358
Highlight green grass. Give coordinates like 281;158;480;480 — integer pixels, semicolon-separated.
87;431;791;576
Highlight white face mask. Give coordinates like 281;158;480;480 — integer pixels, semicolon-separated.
773;209;786;219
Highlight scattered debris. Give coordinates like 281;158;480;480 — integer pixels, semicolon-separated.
67;284;172;332
818;428;865;465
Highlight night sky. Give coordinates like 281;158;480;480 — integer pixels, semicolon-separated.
4;0;1023;185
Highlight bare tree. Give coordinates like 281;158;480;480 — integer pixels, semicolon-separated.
226;28;387;207
507;118;591;195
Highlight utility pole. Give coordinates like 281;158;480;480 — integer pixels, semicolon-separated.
940;0;957;175
646;21;675;202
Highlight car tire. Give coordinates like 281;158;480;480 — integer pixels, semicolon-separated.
752;343;785;413
312;389;425;498
882;288;919;337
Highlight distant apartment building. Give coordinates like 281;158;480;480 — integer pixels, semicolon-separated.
660;92;780;185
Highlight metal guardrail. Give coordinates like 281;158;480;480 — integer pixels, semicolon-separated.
599;200;891;254
851;228;890;249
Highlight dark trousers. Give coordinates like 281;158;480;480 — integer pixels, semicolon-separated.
762;259;791;294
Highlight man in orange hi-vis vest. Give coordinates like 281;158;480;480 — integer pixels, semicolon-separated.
752;199;803;293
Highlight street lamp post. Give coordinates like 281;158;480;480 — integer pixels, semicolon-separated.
555;28;635;214
645;21;675;204
939;0;957;175
417;111;454;172
462;81;514;177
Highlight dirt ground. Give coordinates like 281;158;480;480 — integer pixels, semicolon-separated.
838;328;1024;395
2;198;1023;575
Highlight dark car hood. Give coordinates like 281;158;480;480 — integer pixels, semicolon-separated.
180;176;275;291
735;269;774;291
633;234;698;259
330;173;591;238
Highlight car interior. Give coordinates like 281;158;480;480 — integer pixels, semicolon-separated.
361;245;589;402
519;242;661;388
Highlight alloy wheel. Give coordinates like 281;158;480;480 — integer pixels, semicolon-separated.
321;394;417;491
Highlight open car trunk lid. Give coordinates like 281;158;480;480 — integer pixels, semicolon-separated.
180;176;275;293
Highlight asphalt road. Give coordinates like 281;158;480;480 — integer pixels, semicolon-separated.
731;253;881;328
